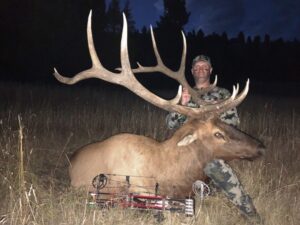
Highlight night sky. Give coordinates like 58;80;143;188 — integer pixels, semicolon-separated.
119;0;300;41
0;0;299;84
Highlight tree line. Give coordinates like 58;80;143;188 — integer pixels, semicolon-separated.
0;0;299;85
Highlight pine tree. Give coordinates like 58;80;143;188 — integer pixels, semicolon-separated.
106;0;122;33
123;0;136;33
154;0;190;70
156;0;190;32
90;0;106;32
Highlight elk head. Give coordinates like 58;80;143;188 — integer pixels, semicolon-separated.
175;118;265;162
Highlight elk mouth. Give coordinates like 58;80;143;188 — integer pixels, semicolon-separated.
239;142;266;161
240;156;255;161
244;157;256;161
240;148;265;161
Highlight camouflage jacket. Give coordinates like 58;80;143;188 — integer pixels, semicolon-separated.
166;86;240;129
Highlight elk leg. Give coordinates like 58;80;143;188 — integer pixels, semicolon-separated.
204;159;262;222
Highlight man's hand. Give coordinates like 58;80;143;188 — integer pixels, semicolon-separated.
181;87;191;105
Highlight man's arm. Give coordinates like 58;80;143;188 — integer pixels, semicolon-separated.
220;108;240;127
165;112;187;129
216;88;240;127
165;87;191;130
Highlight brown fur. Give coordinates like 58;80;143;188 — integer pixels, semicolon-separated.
69;117;264;198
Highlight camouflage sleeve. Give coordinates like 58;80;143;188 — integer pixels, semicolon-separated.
165;87;240;128
165;102;198;130
204;159;261;221
217;88;240;127
220;108;240;127
165;112;187;129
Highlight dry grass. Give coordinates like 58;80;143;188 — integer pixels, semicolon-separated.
0;82;299;225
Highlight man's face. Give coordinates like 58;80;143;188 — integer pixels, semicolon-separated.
191;61;212;83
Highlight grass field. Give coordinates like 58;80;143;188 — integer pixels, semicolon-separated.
0;82;299;225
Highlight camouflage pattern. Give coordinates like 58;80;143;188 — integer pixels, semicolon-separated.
166;86;240;129
204;160;261;221
165;86;261;221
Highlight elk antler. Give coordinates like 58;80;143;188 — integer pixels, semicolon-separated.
53;11;249;118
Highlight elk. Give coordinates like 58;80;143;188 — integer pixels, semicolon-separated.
53;12;265;198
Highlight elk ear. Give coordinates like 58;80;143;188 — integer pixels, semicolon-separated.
177;133;197;146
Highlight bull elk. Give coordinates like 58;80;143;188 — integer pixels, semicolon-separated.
53;12;265;198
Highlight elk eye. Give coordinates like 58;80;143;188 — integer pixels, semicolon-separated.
214;132;224;139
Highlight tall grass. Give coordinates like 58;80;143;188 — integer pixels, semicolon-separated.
0;82;299;225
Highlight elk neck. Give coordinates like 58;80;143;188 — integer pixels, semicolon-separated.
162;119;214;163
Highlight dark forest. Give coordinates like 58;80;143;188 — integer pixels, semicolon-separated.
0;0;299;91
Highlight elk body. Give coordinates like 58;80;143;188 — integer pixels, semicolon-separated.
69;118;264;197
54;12;265;198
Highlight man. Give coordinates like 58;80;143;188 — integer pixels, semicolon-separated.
166;55;261;222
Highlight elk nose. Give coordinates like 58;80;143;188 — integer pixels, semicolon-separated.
257;143;266;155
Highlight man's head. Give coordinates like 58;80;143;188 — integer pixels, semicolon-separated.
191;55;213;86
192;55;212;68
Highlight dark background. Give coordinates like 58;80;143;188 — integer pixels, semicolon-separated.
0;0;299;96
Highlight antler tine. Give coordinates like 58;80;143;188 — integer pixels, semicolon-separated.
150;26;167;73
133;27;205;102
151;28;197;99
169;85;183;105
53;11;120;85
230;84;238;101
212;75;218;86
133;26;185;78
120;13;132;77
87;11;102;69
178;31;187;75
188;79;249;117
215;79;249;114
